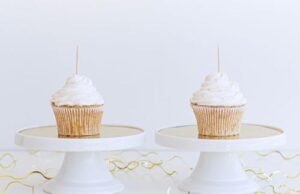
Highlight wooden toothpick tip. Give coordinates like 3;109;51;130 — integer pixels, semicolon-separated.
217;44;221;73
76;46;79;75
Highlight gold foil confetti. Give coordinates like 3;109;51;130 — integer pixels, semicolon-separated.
107;159;176;176
0;170;52;181
0;153;16;169
0;170;52;194
246;168;282;181
256;151;300;160
1;180;34;194
0;151;300;194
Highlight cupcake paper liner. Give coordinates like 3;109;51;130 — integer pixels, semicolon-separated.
191;104;245;137
198;134;240;140
52;104;103;138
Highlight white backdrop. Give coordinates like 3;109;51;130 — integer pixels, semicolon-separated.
0;0;299;149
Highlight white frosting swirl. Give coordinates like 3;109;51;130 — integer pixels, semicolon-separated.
51;74;104;106
191;72;247;106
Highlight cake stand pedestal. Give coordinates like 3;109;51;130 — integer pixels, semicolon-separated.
156;124;285;194
15;125;145;194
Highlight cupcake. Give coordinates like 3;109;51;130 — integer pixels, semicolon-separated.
191;72;247;137
51;74;104;138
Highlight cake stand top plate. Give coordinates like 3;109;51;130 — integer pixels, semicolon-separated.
16;125;145;152
156;124;285;152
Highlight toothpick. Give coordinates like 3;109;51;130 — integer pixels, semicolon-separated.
217;44;220;73
76;46;79;75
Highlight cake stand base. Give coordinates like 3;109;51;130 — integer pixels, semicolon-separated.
43;152;123;194
179;152;259;194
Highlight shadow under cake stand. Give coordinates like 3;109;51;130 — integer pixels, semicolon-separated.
15;125;145;194
155;124;286;194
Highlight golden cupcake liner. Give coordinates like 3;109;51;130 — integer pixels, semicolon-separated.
52;104;103;138
198;134;240;140
191;104;245;137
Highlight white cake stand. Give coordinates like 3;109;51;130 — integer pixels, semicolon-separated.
156;124;286;194
15;125;145;194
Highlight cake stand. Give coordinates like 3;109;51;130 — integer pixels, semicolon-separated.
15;125;145;194
155;124;286;194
